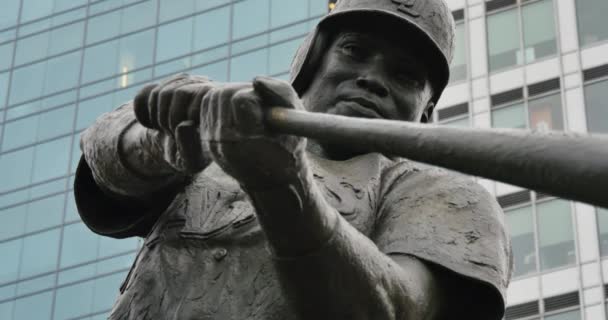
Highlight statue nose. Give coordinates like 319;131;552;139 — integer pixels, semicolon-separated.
356;76;389;97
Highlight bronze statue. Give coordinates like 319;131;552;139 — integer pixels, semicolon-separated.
74;0;512;319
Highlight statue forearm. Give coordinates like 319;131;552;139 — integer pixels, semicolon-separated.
81;102;185;199
244;159;440;319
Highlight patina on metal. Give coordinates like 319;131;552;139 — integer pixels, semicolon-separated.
267;108;608;208
73;0;515;319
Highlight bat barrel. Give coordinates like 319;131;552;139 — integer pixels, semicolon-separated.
266;107;608;208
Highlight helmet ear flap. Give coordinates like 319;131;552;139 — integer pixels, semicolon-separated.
291;30;333;97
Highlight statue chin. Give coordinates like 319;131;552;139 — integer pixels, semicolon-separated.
319;142;371;161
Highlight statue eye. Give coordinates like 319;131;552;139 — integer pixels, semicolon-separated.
340;43;367;59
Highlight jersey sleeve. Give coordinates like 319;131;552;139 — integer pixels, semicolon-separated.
74;157;178;238
373;163;512;318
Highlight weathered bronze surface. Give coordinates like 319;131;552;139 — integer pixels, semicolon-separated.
267;108;608;208
74;0;513;319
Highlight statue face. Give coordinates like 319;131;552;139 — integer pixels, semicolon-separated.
300;29;434;124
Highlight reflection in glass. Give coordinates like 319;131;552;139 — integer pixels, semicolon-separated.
441;116;469;127
522;0;557;63
230;49;269;81
597;208;608;256
544;309;581;320
0;41;14;70
537;200;575;270
487;9;520;71
585;80;608;133
60;222;99;267
576;0;608;46
0;238;21;283
20;229;61;278
506;205;537;277
0;0;20;29
492;103;526;128
13;290;53;320
32;136;71;183
0;147;35;193
233;0;270;39
53;279;94;320
450;23;467;82
528;93;563;131
269;38;303;75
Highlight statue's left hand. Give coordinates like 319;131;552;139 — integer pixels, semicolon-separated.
201;76;307;189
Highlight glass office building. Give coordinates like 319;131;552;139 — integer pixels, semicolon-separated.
0;0;607;319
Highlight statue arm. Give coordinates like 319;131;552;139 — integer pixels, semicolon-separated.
80;101;189;200
244;161;443;320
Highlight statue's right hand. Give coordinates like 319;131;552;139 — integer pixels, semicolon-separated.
133;73;215;174
133;73;213;134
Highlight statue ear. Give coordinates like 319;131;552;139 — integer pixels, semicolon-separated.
421;102;435;123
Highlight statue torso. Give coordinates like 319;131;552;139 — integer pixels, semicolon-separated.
109;153;392;320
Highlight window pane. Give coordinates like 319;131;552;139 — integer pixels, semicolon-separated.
0;72;8;108
585;80;608;133
492;103;526;128
271;0;308;27
83;30;153;84
0;204;27;240
528;93;563;131
13;291;53;320
597;208;608;256
233;0;270;39
450;23;467;82
0;238;21;283
32;136;71;183
157;17;194;62
506;205;536;277
25;194;65;233
269;38;302;75
522;0;556;63
48;21;85;57
0;147;34;193
16;274;55;296
545;310;581;320
0;41;14;70
37;104;75;140
0;0;20;29
44;51;82;96
576;0;608;46
20;229;61;278
2;116;38;150
487;9;521;71
193;7;230;51
60;222;99;267
9;61;46;105
441;117;469;127
76;94;114;130
86;8;121;44
537;200;576;270
21;0;54;23
54;279;94;320
190;60;228;82
92;272;125;312
159;0;229;22
87;1;157;44
118;30;155;73
0;301;13;320
230;49;269;81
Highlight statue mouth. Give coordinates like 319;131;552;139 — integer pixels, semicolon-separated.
333;97;385;119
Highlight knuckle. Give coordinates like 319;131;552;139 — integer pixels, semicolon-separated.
231;88;256;107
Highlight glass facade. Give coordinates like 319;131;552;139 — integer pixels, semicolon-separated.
0;0;327;319
487;0;557;72
506;198;576;279
0;0;607;319
585;79;608;133
491;90;563;131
